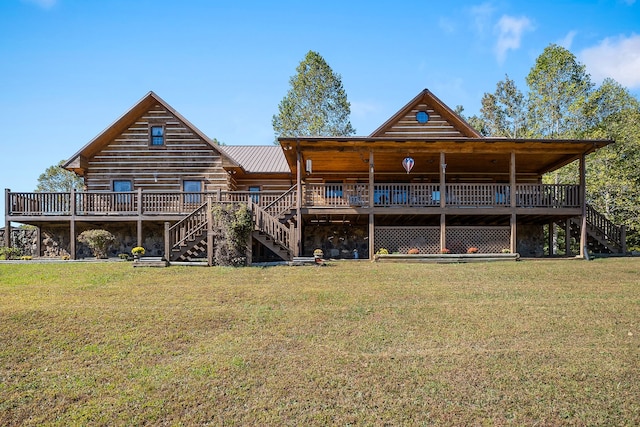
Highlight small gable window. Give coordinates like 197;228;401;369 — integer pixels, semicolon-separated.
416;111;429;124
150;126;164;146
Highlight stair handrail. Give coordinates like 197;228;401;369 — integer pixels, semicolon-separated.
263;184;297;217
586;203;626;251
167;201;209;256
248;198;293;255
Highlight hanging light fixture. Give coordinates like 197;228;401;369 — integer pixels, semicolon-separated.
402;157;415;174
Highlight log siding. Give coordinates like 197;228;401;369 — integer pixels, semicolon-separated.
84;103;227;192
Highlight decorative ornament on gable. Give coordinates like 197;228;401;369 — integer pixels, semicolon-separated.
402;157;415;174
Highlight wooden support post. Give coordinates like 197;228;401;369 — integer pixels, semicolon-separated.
137;219;143;249
621;225;627;254
510;152;516;208
69;188;76;259
295;143;302;257
4;189;11;248
207;197;214;266
548;222;555;256
440;213;446;253
510;213;517;254
137;188;143;215
164;222;171;263
369;150;375;259
70;219;76;260
579;154;587;258
439;152;446;208
565;219;572;256
510;152;517;255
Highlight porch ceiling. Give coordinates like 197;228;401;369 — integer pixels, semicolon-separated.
280;138;612;177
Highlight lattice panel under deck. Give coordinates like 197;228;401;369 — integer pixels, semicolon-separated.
446;227;510;254
375;227;440;254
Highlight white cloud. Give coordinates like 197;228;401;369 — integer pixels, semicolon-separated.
469;2;496;35
558;30;578;49
22;0;57;9
494;15;534;63
580;34;640;88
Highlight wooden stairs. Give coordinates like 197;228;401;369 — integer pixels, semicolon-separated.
164;189;297;265
560;204;626;254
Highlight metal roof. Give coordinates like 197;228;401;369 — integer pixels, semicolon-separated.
221;145;290;173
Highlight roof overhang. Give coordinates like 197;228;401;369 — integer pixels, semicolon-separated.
279;137;613;176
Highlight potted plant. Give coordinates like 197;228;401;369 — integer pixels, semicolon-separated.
132;246;145;260
467;247;479;254
441;248;451;254
408;248;419;254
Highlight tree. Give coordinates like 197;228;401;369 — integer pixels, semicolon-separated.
526;44;593;138
479;75;528;137
35;160;84;192
272;51;355;142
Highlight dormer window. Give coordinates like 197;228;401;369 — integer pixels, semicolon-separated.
150;126;164;146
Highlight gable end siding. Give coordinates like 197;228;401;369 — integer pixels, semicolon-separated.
85;104;227;191
377;103;465;138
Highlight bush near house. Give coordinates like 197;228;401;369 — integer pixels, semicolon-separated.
77;229;117;259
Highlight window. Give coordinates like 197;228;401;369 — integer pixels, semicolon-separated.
183;180;202;204
113;180;132;192
113;180;133;205
249;186;260;203
150;126;164;146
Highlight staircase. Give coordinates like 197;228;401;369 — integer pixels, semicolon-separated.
248;198;295;261
166;202;210;262
165;189;297;265
564;204;626;254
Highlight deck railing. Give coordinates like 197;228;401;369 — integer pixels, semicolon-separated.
6;184;583;217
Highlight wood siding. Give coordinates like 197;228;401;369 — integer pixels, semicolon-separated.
84;103;227;192
374;103;466;139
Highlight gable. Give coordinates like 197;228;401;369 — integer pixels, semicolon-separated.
63;91;238;176
369;89;481;139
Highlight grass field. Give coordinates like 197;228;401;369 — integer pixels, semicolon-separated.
0;259;638;426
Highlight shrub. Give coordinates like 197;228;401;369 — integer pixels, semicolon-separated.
467;247;479;254
211;203;253;266
408;248;419;254
376;248;389;255
77;229;116;259
501;248;511;253
441;248;451;254
0;246;22;260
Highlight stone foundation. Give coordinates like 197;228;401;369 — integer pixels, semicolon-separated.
517;224;545;257
303;224;368;259
0;227;39;256
35;222;167;258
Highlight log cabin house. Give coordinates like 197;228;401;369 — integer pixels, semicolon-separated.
3;90;626;263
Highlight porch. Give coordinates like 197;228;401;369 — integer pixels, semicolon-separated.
5;183;582;219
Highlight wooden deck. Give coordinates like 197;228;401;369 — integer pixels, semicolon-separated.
5;183;581;221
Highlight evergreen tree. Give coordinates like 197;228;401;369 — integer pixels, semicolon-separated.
272;51;355;142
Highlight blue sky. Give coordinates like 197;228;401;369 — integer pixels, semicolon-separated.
1;0;639;216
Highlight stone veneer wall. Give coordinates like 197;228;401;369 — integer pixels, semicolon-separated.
37;223;166;258
303;224;368;259
0;227;39;256
517;224;545;257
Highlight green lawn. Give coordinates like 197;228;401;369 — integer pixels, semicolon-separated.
1;259;638;426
